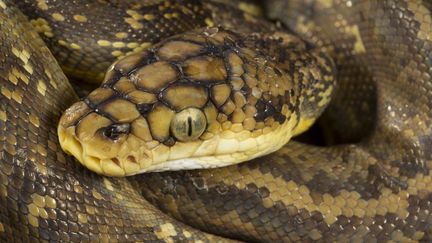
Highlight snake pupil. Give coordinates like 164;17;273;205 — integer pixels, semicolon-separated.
170;108;207;142
187;116;193;137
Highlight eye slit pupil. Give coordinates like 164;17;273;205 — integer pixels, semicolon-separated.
187;116;193;137
170;107;206;142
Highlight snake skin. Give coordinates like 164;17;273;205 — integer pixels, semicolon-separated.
1;0;432;242
0;1;232;242
56;26;335;175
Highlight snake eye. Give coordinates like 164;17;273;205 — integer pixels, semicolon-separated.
170;108;207;142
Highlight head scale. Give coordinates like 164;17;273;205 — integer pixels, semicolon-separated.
58;27;335;176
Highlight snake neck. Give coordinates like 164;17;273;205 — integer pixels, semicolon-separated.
242;31;337;136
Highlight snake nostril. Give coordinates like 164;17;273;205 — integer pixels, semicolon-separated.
103;123;131;140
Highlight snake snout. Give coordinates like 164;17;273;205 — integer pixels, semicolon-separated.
57;103;154;176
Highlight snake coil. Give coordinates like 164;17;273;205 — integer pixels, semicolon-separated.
0;0;431;242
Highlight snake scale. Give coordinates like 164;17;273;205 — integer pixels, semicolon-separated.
0;0;431;242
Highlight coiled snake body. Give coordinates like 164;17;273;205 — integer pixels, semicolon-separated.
0;0;431;242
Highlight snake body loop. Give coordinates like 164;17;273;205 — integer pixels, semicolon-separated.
0;0;431;242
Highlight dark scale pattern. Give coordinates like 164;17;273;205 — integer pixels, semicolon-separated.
1;0;432;242
138;0;432;241
266;0;380;145
78;28;303;137
140;142;431;242
56;23;335;176
0;1;231;242
15;0;210;83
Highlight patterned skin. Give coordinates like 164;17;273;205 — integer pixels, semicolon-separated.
57;27;335;176
140;1;432;241
0;0;431;242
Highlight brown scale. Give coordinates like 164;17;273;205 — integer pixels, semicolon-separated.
14;0;211;83
68;27;333;149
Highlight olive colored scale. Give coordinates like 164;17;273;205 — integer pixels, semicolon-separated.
14;0;211;83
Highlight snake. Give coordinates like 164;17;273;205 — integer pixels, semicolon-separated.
1;0;431;242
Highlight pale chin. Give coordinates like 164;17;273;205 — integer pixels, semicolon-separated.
132;157;241;174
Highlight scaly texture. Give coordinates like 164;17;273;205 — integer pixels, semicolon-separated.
15;0;210;83
1;0;431;242
0;0;231;242
139;0;432;241
57;27;335;176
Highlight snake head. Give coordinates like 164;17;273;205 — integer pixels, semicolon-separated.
58;27;335;176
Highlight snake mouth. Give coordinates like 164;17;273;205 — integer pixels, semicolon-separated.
55;95;296;177
57;121;235;176
57;112;296;176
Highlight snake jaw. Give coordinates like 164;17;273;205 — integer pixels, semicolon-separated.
130;115;298;173
57;108;297;176
58;123;154;176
